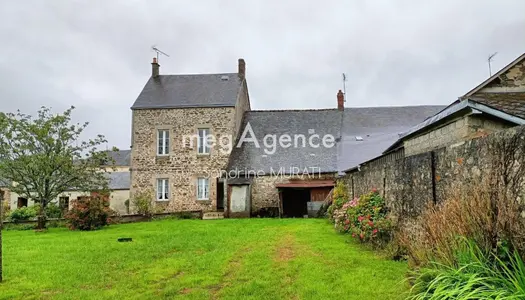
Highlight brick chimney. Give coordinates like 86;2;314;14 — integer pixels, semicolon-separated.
152;57;160;77
337;90;344;111
238;58;246;80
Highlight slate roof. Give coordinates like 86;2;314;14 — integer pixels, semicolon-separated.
227;106;444;175
105;150;131;166
339;106;445;171
227;109;342;175
131;73;241;109
469;93;525;119
105;172;130;190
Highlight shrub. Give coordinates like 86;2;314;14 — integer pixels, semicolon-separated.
1;199;9;221
329;187;393;248
408;239;525;300
9;206;38;223
327;181;348;222
45;202;63;219
2;223;36;231
131;191;155;218
65;194;112;230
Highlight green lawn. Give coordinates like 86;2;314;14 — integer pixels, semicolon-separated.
0;218;407;299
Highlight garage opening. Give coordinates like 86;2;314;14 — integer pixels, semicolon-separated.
276;181;334;218
281;188;310;217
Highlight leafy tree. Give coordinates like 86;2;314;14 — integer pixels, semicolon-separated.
0;106;114;230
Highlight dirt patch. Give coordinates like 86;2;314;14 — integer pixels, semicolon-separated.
274;234;296;262
179;288;193;294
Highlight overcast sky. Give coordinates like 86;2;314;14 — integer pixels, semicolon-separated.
1;0;524;149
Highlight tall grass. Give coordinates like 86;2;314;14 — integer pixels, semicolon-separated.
408;239;525;299
397;186;525;268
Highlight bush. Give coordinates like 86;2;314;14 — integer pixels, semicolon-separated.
327;181;348;222
131;191;155;218
328;186;393;248
2;223;36;231
1;199;9;221
408;239;525;299
9;206;38;223
45;202;63;219
65;194;112;230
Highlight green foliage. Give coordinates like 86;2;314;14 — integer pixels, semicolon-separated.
9;206;38;223
408;239;525;299
327;181;348;221
1;199;9;221
0;106;115;228
65;194;112;231
44;203;62;219
329;189;393;247
131;191;155;218
2;223;36;231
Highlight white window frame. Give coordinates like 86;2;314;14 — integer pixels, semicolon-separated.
197;128;210;154
157;129;169;156
157;178;169;201
197;177;209;200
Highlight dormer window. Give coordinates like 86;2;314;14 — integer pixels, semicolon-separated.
157;129;169;155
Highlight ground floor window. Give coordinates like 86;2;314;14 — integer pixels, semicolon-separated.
17;197;28;208
59;196;69;211
157;178;169;200
197;178;209;200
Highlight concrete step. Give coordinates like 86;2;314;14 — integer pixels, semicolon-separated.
202;211;224;220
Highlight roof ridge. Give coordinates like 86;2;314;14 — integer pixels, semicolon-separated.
156;72;238;77
248;108;339;112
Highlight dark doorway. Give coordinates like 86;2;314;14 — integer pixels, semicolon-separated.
281;188;310;217
217;180;224;211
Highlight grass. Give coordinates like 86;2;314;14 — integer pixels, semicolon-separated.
0;218;407;299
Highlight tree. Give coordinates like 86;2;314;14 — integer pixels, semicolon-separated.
0;106;113;230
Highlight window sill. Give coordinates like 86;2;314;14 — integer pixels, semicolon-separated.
156;199;170;202
196;153;210;157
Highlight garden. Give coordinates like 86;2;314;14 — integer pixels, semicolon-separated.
0;218;407;300
326;182;525;299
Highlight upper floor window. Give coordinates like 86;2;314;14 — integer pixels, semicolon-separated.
157;129;169;155
197;177;209;200
157;178;169;201
198;128;210;154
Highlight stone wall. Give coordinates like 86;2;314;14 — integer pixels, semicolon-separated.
130;106;237;212
250;173;335;213
404;115;513;157
476;57;525;92
341;125;525;218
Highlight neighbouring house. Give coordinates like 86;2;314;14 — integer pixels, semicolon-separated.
1;149;131;215
129;58;250;213
383;52;525;157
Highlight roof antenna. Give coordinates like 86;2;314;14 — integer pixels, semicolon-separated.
488;52;497;76
151;45;170;62
342;73;347;102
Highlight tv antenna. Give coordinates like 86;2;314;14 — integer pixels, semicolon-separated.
151;46;170;62
488;52;497;76
342;73;348;102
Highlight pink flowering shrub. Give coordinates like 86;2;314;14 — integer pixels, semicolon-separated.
65;192;112;231
329;188;393;247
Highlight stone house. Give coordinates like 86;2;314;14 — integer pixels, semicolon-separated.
129;58;250;213
0;149;131;215
383;52;525;157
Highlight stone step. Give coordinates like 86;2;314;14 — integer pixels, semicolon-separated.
202;211;224;220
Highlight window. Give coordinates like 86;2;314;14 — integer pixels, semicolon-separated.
197;178;209;200
198;128;210;154
157;178;169;201
157;129;169;155
59;196;69;211
17;197;28;208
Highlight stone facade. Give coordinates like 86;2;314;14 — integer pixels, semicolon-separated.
404;115;513;156
130;76;250;212
131;107;235;212
250;173;335;212
475;57;525;93
341;125;525;218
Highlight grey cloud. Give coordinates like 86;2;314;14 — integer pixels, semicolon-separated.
0;0;524;149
